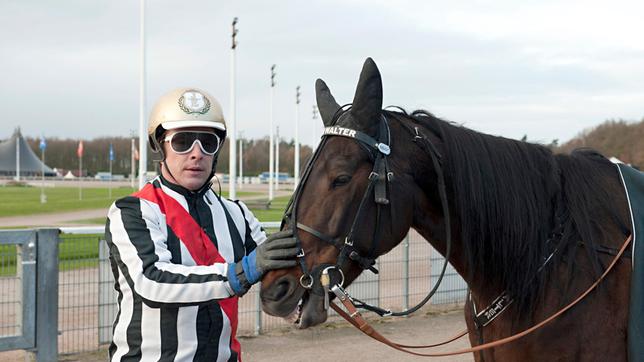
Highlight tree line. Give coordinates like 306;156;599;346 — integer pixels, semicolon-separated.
557;118;644;169
22;117;642;176
23;137;313;177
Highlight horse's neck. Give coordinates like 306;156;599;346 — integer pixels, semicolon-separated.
402;138;503;300
393;116;511;300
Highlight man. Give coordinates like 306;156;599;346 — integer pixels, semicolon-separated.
105;87;297;361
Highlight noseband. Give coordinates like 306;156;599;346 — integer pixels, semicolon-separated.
281;109;454;317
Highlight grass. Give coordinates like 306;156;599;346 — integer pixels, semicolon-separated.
0;194;293;275
245;195;291;222
0;186;136;217
66;195;291;225
0;233;102;276
0;186;260;218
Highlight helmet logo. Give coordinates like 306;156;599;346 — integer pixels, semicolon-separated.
178;90;211;114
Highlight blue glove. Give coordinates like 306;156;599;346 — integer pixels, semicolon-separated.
228;230;298;296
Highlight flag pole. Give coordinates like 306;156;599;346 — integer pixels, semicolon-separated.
238;133;243;189
78;140;83;201
79;153;82;201
40;136;47;204
109;143;113;199
131;139;136;189
41;147;45;203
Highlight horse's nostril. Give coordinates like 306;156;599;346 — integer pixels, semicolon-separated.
264;278;292;302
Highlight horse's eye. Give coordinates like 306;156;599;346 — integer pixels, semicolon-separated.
332;175;351;188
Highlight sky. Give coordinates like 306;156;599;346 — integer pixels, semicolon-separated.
1;0;644;147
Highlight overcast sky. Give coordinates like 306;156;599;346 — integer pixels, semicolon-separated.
2;0;643;147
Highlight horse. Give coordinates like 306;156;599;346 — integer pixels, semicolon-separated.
259;58;633;361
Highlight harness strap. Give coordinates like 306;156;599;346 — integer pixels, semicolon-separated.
323;125;390;156
470;291;514;327
296;223;342;248
347;250;378;273
373;156;390;205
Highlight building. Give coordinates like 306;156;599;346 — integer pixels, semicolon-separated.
0;128;55;177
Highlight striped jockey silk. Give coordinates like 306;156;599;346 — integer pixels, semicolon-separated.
105;176;265;361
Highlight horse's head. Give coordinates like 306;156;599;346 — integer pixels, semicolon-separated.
260;58;431;328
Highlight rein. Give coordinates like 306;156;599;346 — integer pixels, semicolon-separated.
328;233;632;357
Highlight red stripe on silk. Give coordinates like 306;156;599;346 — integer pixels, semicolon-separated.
134;184;224;264
133;183;242;360
220;298;241;359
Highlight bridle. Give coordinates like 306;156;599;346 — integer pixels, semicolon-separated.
278;107;634;357
281;107;454;317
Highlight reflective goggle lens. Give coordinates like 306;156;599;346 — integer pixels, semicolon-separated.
165;132;221;155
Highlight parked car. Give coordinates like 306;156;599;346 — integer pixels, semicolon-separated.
258;172;289;183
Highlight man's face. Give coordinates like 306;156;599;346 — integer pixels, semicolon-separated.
161;127;217;191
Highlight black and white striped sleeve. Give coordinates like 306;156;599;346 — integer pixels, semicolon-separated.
105;196;235;304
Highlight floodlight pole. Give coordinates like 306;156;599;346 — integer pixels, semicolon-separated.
294;86;301;188
229;17;238;199
268;65;276;201
137;0;147;190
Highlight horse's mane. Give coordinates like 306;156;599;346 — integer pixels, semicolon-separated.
385;109;627;317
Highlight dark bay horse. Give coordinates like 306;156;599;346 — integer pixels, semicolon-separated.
260;58;632;360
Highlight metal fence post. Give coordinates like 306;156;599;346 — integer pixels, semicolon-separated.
98;239;117;344
254;284;262;336
36;228;59;362
402;234;409;311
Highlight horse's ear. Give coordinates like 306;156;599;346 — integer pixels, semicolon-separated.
315;79;340;127
351;58;382;134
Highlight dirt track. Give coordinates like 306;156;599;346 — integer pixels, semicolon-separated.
5;308;474;361
241;308;473;362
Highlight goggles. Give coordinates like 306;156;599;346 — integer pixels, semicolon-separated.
163;131;221;155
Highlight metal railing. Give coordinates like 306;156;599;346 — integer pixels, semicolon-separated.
0;229;59;361
0;225;467;359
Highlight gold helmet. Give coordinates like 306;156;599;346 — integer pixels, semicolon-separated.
148;87;226;152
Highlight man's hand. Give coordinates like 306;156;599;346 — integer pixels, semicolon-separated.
228;230;299;296
254;230;299;274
